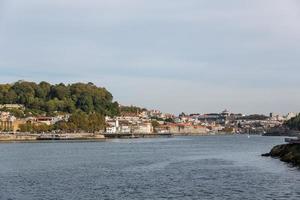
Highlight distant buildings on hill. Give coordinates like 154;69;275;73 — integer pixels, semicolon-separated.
104;108;299;135
0;103;298;135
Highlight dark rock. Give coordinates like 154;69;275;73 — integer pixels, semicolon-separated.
263;144;300;167
261;153;270;157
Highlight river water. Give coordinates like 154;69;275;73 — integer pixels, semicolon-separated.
0;135;299;200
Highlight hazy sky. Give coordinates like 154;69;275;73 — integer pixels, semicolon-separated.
0;0;300;115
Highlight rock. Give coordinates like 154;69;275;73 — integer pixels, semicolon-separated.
261;153;270;157
263;144;300;167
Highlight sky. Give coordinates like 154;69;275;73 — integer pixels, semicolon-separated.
0;0;300;115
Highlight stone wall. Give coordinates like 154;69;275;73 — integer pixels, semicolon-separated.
169;125;209;135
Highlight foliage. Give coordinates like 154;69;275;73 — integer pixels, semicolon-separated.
285;114;300;130
150;116;164;121
0;108;24;118
151;120;160;128
165;118;175;123
151;120;160;133
54;111;105;133
120;105;147;115
19;123;53;133
0;81;119;117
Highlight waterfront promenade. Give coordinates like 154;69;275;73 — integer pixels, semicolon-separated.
0;132;173;142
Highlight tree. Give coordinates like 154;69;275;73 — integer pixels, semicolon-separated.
54;121;69;131
36;81;51;99
68;111;89;132
45;100;58;113
165;118;175;123
285;114;300;130
0;81;119;117
151;120;160;133
88;113;105;132
50;83;70;100
120;105;147;115
76;94;94;113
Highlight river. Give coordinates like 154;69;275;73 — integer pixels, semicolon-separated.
0;135;299;200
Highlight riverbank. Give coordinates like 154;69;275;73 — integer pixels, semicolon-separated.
0;132;173;142
0;133;105;142
262;143;300;167
0;134;37;141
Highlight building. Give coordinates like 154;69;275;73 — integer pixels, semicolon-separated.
0;112;26;132
166;123;209;135
0;104;25;110
198;113;226;124
106;124;117;134
132;122;153;134
105;119;132;133
35;117;53;125
285;112;298;121
221;109;230;117
118;120;131;133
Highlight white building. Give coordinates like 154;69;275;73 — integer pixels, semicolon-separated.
132;122;153;134
285;112;298;121
106;125;117;133
105;119;131;133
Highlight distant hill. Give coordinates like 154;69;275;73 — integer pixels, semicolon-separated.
0;81;119;117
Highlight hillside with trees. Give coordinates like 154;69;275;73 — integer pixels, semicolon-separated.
0;81;119;117
285;114;300;130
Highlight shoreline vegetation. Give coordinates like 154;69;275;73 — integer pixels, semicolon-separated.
0;81;119;117
0;81;118;133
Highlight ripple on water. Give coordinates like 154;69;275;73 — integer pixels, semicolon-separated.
0;136;300;200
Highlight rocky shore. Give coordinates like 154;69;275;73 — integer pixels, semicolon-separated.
262;144;300;167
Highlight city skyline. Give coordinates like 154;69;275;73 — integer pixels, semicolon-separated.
0;0;300;114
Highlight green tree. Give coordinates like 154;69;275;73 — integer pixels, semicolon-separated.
88;113;105;132
50;83;70;100
285;114;300;130
0;81;119;117
68;111;89;132
151;120;160;133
